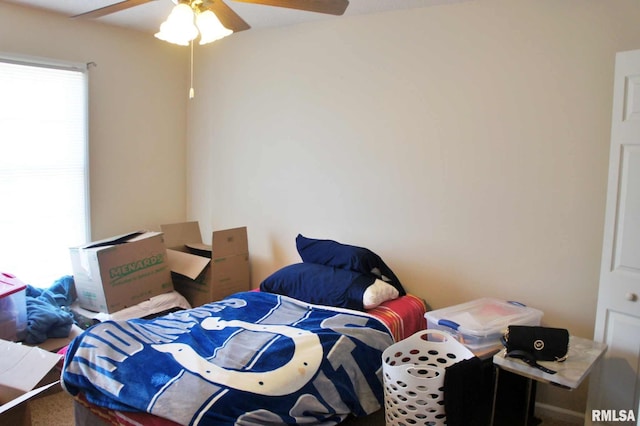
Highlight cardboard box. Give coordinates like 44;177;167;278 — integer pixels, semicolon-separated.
0;339;62;423
161;222;250;307
70;231;174;313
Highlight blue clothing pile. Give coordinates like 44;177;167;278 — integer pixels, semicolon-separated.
25;275;75;344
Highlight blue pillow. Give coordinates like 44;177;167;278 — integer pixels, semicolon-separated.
259;263;375;311
296;234;406;296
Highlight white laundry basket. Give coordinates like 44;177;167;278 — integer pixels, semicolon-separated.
381;329;475;426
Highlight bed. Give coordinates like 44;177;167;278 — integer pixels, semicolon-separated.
61;235;428;426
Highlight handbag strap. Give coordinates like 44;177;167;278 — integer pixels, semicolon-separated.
505;350;557;375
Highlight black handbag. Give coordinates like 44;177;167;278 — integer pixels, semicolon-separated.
503;325;569;374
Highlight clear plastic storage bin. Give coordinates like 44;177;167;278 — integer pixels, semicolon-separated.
424;297;543;351
0;272;27;342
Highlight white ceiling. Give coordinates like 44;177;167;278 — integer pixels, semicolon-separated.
2;0;466;34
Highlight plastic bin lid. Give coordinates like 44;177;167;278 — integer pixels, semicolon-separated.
425;297;543;337
0;272;27;298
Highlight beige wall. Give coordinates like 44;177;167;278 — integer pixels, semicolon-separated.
0;2;188;240
3;0;640;416
187;0;640;414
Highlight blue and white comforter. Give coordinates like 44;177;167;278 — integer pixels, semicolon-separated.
62;291;393;425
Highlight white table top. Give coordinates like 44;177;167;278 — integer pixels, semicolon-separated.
492;335;607;389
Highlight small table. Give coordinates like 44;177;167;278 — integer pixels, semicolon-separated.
490;335;607;425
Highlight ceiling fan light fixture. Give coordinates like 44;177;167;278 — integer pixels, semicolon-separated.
196;10;233;45
155;3;199;46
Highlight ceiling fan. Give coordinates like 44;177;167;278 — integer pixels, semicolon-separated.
73;0;350;34
74;0;349;98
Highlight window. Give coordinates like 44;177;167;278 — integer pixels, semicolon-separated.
0;55;89;288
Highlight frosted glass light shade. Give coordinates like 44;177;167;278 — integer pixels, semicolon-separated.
155;3;198;46
196;10;233;45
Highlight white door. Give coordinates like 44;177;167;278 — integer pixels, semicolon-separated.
587;49;640;425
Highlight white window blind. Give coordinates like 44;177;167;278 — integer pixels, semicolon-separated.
0;56;89;288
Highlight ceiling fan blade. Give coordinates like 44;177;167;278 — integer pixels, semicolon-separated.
72;0;156;19
232;0;349;15
206;0;252;32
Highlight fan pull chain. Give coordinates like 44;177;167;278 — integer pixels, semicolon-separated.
189;40;195;99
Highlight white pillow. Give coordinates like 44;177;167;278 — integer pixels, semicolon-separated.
363;279;400;309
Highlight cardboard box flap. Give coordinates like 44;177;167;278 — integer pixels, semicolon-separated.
212;227;248;258
0;340;61;404
166;249;210;280
161;222;203;251
127;231;163;243
185;242;212;253
0;380;59;415
80;231;147;250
